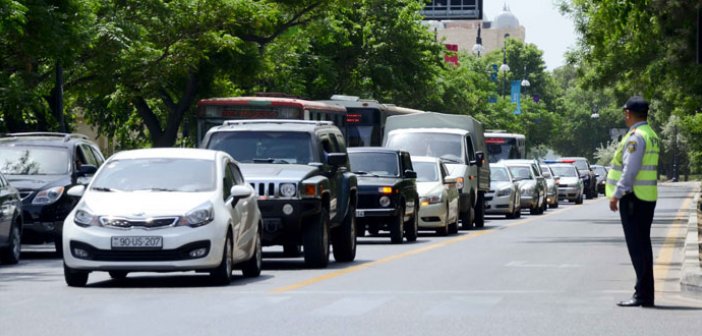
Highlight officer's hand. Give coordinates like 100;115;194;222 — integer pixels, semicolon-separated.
609;197;619;212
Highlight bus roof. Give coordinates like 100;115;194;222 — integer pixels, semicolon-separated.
197;97;346;113
319;96;424;115
484;132;526;139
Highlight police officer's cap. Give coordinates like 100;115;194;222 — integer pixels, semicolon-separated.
622;96;649;114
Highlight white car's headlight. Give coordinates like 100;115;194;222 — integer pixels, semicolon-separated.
496;187;511;197
520;186;534;196
32;186;65;205
178;202;214;227
420;193;443;206
74;208;99;227
280;183;296;197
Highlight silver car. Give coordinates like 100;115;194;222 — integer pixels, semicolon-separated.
548;163;584;204
539;164;560;209
502;162;546;215
485;164;521;219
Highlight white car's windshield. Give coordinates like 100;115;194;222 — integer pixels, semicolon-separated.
0;147;70;175
386;133;464;164
91;158;216;192
550;166;578;177
507;166;532;180
412;162;439;182
490;167;511;182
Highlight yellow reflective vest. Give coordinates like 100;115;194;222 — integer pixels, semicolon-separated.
605;123;660;201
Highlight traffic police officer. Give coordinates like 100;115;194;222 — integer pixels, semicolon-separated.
606;96;660;307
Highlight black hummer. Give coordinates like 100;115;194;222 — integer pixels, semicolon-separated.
202;120;358;268
0;133;104;255
347;147;418;244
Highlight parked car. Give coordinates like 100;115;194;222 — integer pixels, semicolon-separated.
202;120;357;268
548;163;584;204
348;148;419;243
539;163;560;209
0;132;104;255
411;156;459;236
485;163;521;219
62;148;262;287
591;164;608;195
502;161;546;215
0;171;23;264
559;157;597;199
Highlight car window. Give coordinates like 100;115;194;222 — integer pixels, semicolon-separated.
230;162;245;185
412;161;439;182
334;133;347;153
490;167;511;182
89;145;104;166
508;166;532;179
223;160;234;200
465;136;475;161
92;158;215;192
207;131;313;164
401;153;413;172
0;147;70;175
79;144;98;166
349;152;400;177
440;163;449;179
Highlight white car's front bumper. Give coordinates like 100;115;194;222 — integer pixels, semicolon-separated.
63;217;227;272
418;202;447;228
485;192;514;215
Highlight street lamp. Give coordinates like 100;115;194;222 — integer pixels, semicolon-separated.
500;34;510;98
472;26;485;56
521;65;530;98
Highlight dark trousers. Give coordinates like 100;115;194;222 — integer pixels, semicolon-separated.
619;193;656;303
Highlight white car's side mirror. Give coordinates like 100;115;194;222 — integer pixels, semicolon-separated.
231;185;253;200
67;185;86;197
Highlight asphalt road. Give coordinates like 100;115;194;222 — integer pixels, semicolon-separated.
2;182;701;336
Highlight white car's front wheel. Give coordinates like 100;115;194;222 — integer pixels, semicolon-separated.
210;234;233;285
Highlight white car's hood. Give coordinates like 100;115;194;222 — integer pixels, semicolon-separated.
417;181;444;197
80;191;212;217
559;177;580;186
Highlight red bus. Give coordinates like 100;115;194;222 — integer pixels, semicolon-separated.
195;96;347;144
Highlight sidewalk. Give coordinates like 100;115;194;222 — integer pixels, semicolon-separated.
680;182;702;298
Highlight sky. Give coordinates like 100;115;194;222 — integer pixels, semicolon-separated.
483;0;578;70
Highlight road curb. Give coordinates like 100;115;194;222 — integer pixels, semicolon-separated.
680;183;702;298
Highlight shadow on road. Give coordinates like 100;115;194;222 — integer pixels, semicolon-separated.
88;274;275;288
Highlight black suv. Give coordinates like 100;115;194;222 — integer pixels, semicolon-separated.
348;148;418;244
559;157;598;199
0;133;104;255
202;120;357;268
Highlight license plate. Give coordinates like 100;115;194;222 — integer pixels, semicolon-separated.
356;210;365;218
111;236;163;249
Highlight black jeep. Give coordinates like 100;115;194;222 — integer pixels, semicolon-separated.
347;148;419;244
0;133;104;255
202;120;357;268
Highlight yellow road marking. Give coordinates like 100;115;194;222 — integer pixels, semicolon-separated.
272;205;574;294
654;192;694;293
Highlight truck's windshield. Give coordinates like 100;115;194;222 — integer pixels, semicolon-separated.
386;133;464;164
206;131;314;164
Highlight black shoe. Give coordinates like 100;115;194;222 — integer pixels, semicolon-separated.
617;298;654;307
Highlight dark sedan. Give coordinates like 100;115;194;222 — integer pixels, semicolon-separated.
348;148;419;244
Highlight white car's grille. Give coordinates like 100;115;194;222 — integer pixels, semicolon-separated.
101;217;179;229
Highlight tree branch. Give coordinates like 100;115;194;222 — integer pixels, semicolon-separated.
133;97;164;142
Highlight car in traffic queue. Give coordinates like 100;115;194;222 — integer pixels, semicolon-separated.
485;163;521;219
411;156;459;236
547;163;584;204
501;160;546;215
539;163;560;209
558;157;597;199
348;148;419;243
0;171;23;264
591;164;608;195
62;148;263;287
0;132;104;255
202;120;357;268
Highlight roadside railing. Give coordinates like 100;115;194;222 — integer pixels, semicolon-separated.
698;194;701;267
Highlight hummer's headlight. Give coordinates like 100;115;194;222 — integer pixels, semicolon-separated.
178;202;214;227
280;183;296;197
32;186;65;205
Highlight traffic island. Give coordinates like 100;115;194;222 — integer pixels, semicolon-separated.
680;185;702;298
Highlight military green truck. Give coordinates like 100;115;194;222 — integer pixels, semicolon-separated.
383;112;490;229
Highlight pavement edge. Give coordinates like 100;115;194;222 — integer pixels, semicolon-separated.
680;182;702;298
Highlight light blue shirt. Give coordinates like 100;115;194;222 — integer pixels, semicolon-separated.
614;121;647;199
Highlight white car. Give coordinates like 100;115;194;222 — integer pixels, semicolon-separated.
411;156;459;235
62;148;262;287
485;164;521;219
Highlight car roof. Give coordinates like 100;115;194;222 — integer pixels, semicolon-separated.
348;147;404;155
560;157;588;161
111;148;221;161
0;132;93;148
548;163;577;169
500;159;536;165
207;120;337;133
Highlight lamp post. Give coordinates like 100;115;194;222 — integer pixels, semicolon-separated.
590;106;600;161
500;33;510;98
472;26;485;57
521;65;530;99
